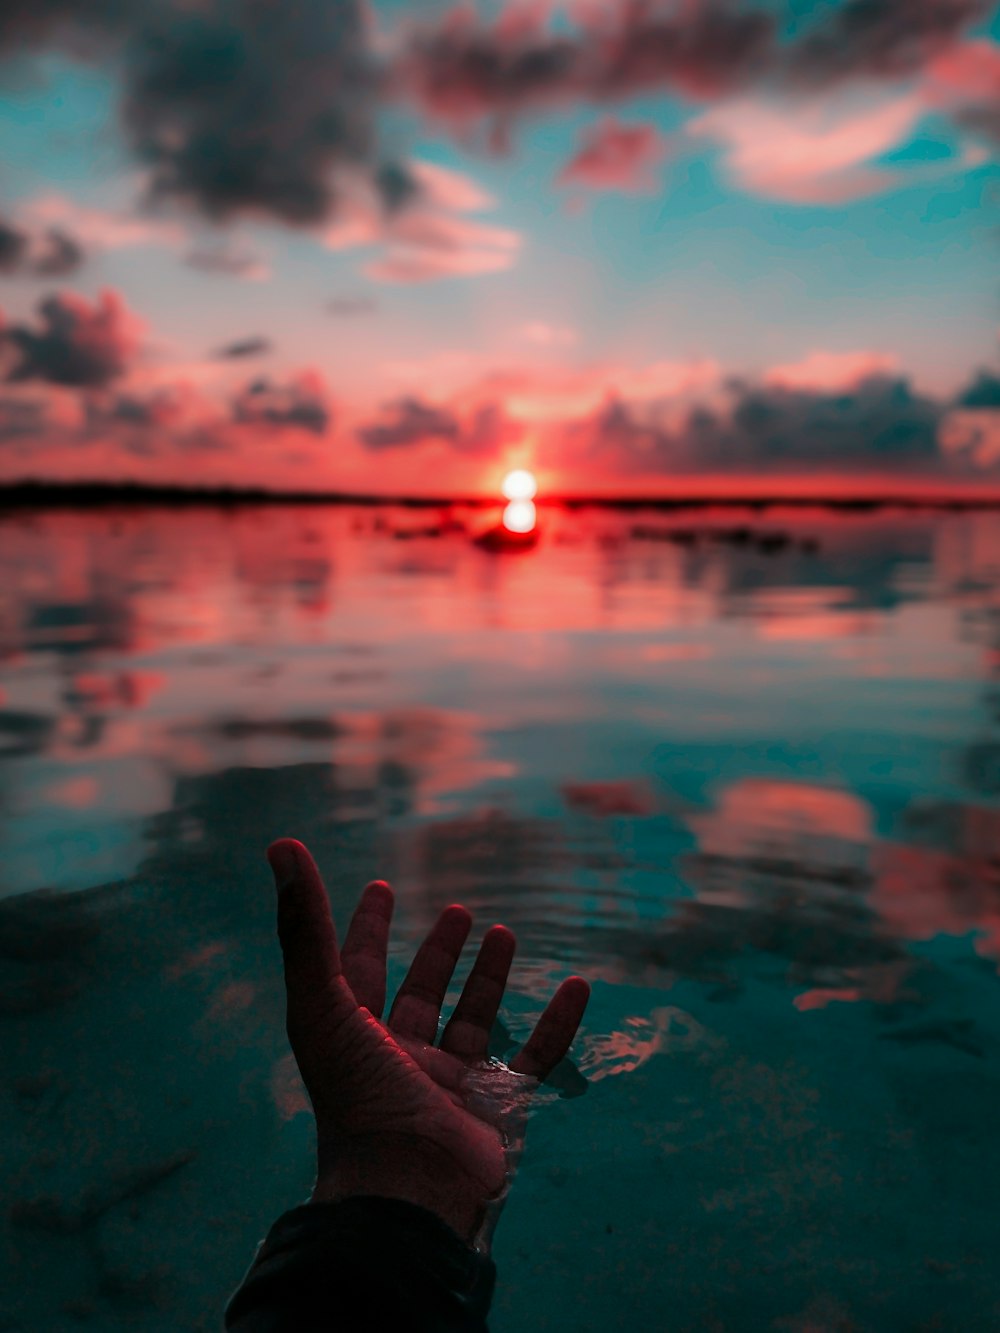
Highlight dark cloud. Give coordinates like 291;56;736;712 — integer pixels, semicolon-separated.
781;0;991;90
572;375;946;474
0;215;85;277
30;228;86;276
956;370;1000;408
124;0;406;225
395;0;992;141
231;373;331;435
2;0;992;233
0;0;411;229
1;290;140;387
358;396;459;449
326;295;377;317
0;218;28;271
0;0;128;58
396;1;774;131
215;336;272;360
357;395;519;453
98;387;192;428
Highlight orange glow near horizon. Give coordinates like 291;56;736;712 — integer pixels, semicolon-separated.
503;499;536;532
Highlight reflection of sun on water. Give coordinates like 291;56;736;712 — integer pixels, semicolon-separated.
503;500;536;533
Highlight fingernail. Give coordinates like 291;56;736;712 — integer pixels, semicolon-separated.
267;842;299;891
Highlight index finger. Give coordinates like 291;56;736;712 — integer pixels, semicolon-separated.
341;880;394;1019
267;839;350;1025
508;976;590;1080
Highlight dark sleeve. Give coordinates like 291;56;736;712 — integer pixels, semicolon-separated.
224;1195;497;1333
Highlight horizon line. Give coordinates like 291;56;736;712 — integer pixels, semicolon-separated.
1;478;999;511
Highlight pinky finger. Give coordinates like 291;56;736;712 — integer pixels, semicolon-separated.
509;976;590;1081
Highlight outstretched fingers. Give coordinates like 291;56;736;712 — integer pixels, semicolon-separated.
341;880;394;1019
388;905;472;1044
440;925;516;1061
509;976;591;1081
267;839;354;1034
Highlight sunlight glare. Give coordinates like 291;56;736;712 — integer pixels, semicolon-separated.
503;500;536;532
502;469;537;501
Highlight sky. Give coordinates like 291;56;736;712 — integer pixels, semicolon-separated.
0;0;998;497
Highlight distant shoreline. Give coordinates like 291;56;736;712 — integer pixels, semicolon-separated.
0;480;999;512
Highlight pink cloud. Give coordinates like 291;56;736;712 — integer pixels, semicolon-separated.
688;92;924;203
408;158;498;211
924;39;1000;109
18;195;271;280
558;118;669;192
323;159;521;283
765;350;900;392
520;321;578;347
487;358;722;420
18;194;184;251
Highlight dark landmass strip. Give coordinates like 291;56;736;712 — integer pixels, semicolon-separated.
0;480;999;512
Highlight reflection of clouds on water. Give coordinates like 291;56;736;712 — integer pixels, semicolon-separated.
577;1006;719;1083
3;505;1000;1331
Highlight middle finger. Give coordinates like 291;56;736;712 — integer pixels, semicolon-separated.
440;925;516;1061
388;905;472;1043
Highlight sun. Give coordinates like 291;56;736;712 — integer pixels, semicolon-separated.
501;469;537;502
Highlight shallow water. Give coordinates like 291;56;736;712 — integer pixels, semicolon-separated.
1;502;998;1331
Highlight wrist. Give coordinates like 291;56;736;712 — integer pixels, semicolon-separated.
311;1139;493;1244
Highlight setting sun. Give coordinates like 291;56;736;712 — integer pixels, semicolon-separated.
501;470;538;502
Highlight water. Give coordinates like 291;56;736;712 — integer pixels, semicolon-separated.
1;502;998;1331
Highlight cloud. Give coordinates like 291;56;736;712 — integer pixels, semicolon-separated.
1;290;143;387
214;336;272;360
488;358;722;420
18;193;272;280
0;388;85;445
394;0;776;133
566;372;946;475
1;0;408;231
123;0;401;226
939;408;1000;469
0;213;86;277
956;369;1000;408
764;350;901;392
357;395;460;448
17;193;183;253
688;91;926;203
326;295;377;316
322;158;522;283
520;321;578;347
357;394;517;453
558;118;669;192
231;372;331;435
393;0;991;147
183;242;270;281
780;0;992;91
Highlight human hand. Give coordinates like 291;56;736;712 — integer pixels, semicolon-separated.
267;838;590;1251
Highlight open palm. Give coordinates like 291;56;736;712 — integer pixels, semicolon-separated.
267;838;590;1247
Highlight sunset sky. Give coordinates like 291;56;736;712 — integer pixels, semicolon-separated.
0;0;998;496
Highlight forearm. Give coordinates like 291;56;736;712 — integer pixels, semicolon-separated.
224;1195;497;1333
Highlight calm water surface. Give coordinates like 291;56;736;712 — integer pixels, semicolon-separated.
2;503;999;1331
